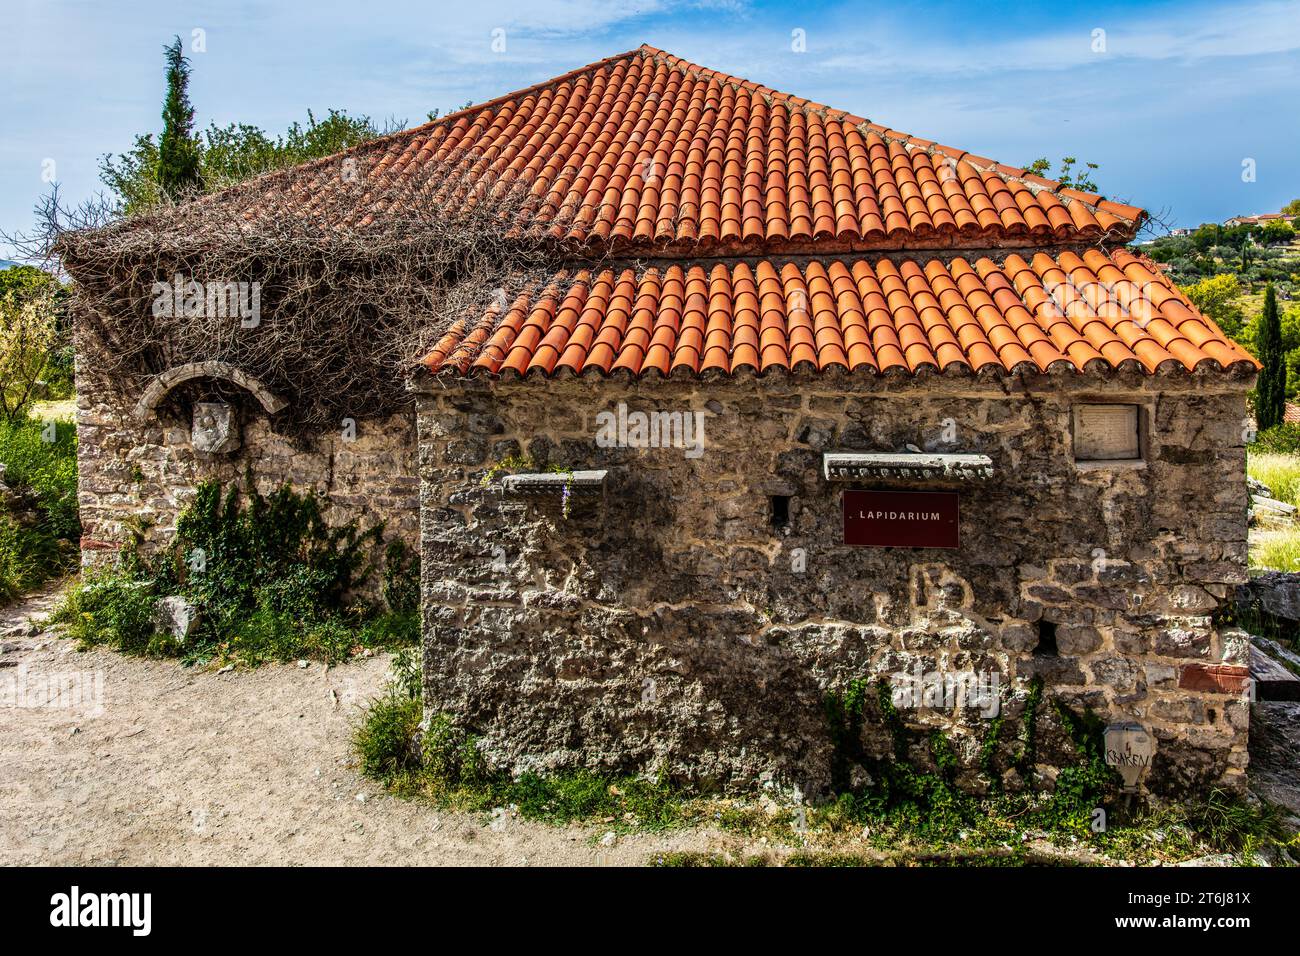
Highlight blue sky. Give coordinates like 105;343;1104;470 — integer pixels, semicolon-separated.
3;0;1298;256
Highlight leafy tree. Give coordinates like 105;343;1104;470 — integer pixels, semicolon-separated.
1145;236;1192;263
1222;224;1254;250
199;110;390;189
1282;306;1300;355
1239;298;1300;356
0;264;59;300
1258;220;1296;246
1256;283;1287;430
100;41;393;213
1189;223;1221;252
1182;274;1245;338
101;110;389;214
98;136;162;214
157;37;203;201
1282;198;1300;217
0;268;66;421
1024;156;1100;192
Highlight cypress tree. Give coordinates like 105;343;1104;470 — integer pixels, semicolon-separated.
157;36;202;201
1256;282;1286;431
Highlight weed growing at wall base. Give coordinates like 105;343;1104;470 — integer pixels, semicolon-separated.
353;657;1294;865
354;650;684;829
53;478;418;664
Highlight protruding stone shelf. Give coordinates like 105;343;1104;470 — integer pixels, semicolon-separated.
500;470;608;496
823;453;994;482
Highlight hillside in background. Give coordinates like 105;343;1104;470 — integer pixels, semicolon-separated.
1138;212;1300;400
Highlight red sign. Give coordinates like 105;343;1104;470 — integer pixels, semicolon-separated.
843;490;960;549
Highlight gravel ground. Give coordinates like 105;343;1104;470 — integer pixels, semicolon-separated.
0;583;725;866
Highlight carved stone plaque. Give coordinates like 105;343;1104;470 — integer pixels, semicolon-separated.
1074;404;1140;461
192;401;240;454
1104;721;1156;791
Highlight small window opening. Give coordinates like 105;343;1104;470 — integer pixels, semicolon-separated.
770;495;791;529
1034;620;1059;656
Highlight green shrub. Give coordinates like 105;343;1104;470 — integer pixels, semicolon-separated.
0;416;78;540
174;480;379;629
56;478;418;664
353;688;424;780
419;712;490;789
381;539;420;614
0;514;63;602
1250;425;1300;457
57;569;162;655
221;603;357;666
357;608;420;649
0;415;78;603
387;646;423;700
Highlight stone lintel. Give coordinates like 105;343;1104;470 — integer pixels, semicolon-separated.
500;470;608;496
823;452;994;481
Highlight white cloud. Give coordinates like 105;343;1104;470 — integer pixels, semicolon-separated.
1;0;1294;251
813;0;1300;77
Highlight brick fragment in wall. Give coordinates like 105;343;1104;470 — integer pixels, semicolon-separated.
1178;663;1252;694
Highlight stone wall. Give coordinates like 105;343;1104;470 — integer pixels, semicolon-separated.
415;371;1253;798
75;370;420;587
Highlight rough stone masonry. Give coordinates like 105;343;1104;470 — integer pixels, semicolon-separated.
74;365;419;582
414;370;1252;799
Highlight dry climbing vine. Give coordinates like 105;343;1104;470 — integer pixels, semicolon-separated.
15;147;597;433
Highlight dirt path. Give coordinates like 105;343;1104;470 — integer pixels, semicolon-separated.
5;583;1296;866
0;585;726;866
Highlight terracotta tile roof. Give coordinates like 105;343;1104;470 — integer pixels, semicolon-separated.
201;45;1144;255
420;249;1258;379
1285;403;1300;424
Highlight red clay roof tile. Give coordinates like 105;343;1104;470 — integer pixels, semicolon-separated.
420;249;1257;380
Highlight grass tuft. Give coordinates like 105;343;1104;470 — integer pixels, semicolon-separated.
1249;452;1300;506
1251;528;1300;571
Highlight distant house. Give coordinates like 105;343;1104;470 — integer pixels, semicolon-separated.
1225;213;1288;227
1285;403;1300;425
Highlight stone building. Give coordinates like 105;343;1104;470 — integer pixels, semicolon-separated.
73;46;1259;797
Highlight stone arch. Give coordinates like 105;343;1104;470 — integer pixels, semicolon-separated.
131;361;287;421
